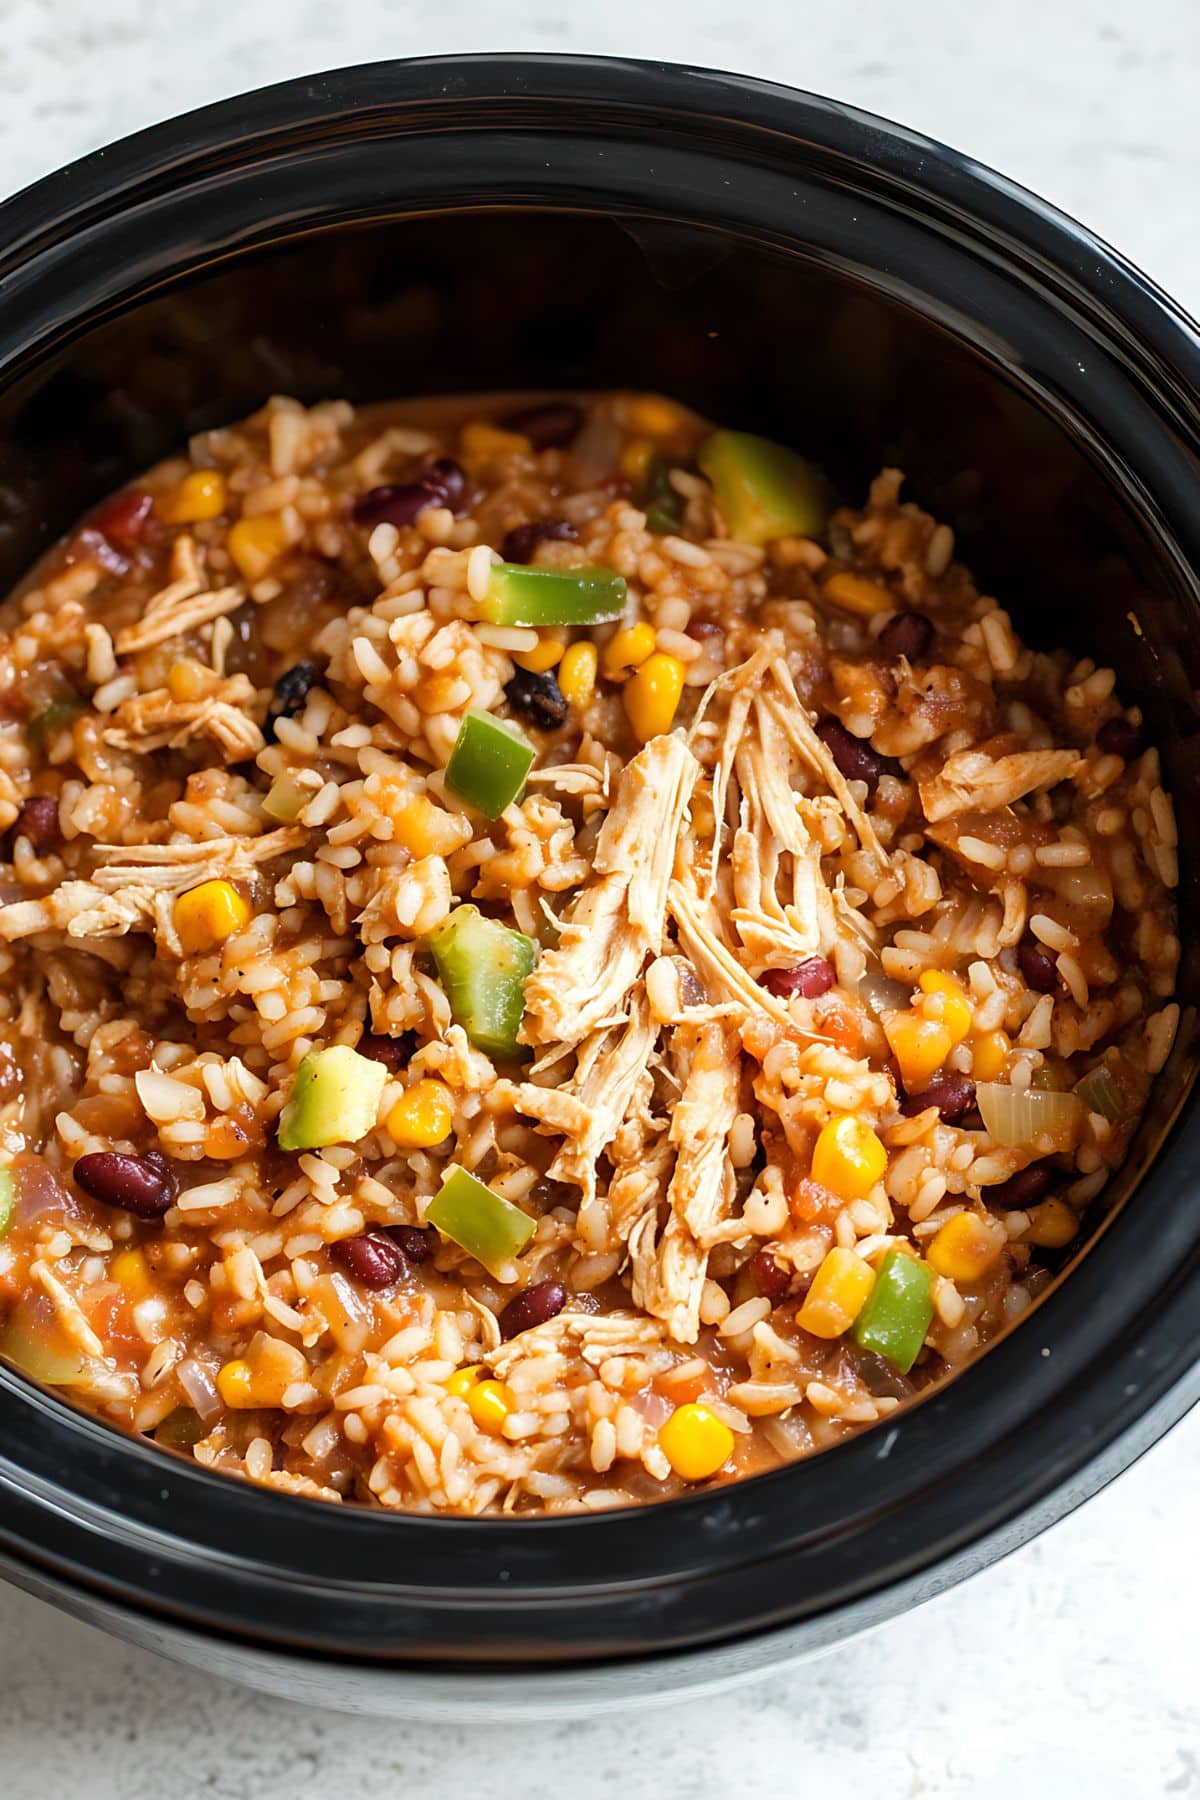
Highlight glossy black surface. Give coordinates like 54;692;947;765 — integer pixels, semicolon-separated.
0;56;1198;1672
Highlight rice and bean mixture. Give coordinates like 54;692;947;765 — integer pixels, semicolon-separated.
0;391;1179;1513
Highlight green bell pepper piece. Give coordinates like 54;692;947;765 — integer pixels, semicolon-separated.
428;905;537;1058
426;1164;536;1276
483;563;627;627
154;1406;206;1451
446;711;534;819
0;1167;13;1241
1073;1064;1124;1123
278;1046;387;1151
698;429;829;546
262;773;309;823
0;1307;89;1386
641;454;685;536
852;1249;934;1374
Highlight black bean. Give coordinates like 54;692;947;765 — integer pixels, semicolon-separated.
987;1160;1055;1211
504;666;568;729
500;516;578;565
815;716;893;798
74;1150;178;1218
499;1280;568;1339
748;1249;791;1302
12;795;61;853
899;1073;976;1122
1017;936;1062;995
758;957;835;999
878;611;934;661
356;1031;417;1072
498;402;584;451
331;1229;407;1289
1096;716;1142;760
265;661;321;741
386;1224;433;1264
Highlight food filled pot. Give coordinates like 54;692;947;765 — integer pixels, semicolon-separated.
0;54;1198;1718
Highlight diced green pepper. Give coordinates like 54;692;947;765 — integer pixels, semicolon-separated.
262;773;309;823
154;1406;206;1450
428;905;536;1058
483;564;627;627
1074;1064;1125;1123
446;711;534;819
278;1045;387;1151
0;1167;13;1241
26;692;81;750
641;454;685;537
852;1249;934;1374
0;1308;89;1386
426;1164;536;1276
698;429;829;546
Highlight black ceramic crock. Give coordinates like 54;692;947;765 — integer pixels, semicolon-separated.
0;55;1198;1718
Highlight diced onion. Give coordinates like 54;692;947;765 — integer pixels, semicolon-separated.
976;1082;1082;1151
177;1354;222;1422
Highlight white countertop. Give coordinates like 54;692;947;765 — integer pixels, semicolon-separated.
2;1;1198;1791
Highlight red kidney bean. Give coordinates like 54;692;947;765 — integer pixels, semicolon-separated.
900;1073;976;1122
331;1229;407;1289
878;611;934;661
1017;936;1062;994
504;666;568;729
499;401;583;450
92;490;155;553
12;795;61;853
499;1279;568;1339
987;1160;1055;1210
425;457;467;513
356;1031;417;1072
758;957;835;999
1096;716;1141;760
500;516;578;564
386;1224;432;1264
748;1249;791;1302
815;716;894;798
351;479;444;529
74;1149;178;1218
66;526;129;576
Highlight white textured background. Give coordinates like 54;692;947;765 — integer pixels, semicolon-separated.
1;2;1199;1792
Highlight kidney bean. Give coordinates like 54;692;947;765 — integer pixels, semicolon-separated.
331;1229;407;1289
92;490;155;553
504;666;568;729
265;661;321;741
11;795;61;853
499;401;584;451
815;716;893;798
748;1249;791;1302
67;526;129;577
878;610;934;661
758;957;835;1000
500;516;578;565
499;1279;568;1340
386;1223;432;1264
352;459;464;528
1017;936;1062;994
987;1160;1055;1210
1096;716;1142;760
899;1073;976;1122
74;1149;178;1218
356;1031;417;1072
425;457;468;513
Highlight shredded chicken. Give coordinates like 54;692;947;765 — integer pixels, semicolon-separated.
919;746;1082;822
90;827;305;894
102;674;264;760
485;1308;666;1376
0;880;157;943
114;582;243;654
541;989;659;1201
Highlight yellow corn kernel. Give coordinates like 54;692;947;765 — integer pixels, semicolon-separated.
461;420;532;462
796;1247;876;1338
659;1401;734;1482
447;1363;484;1398
173;879;252;955
810;1115;887;1202
466;1378;514;1432
972;1029;1011;1082
1025;1198;1080;1249
227;513;291;581
927;1210;1006;1284
602;621;657;677
918;969;973;1044
626;395;681;437
159;468;227;525
110;1247;151;1299
624;652;686;742
512;630;567;674
217;1360;255;1409
387;1078;454;1150
166;657;212;703
822;570;895;617
558;640;598;709
619;436;655;483
393;794;472;858
884;1009;953;1092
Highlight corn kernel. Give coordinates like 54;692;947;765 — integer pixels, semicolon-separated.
918;970;973;1044
822;570;895;616
1025;1198;1079;1248
461;421;532;462
110;1247;151;1299
624;652;686;742
659;1401;734;1481
387;1078;454;1150
217;1359;255;1408
927;1210;1006;1283
558;640;598;709
884;1009;953;1092
512;630;567;674
228;513;291;581
602;621;657;677
447;1363;485;1398
619;436;655;483
166;657;211;703
626;395;681;437
466;1378;514;1432
159;468;227;525
173;879;252;955
972;1029;1011;1082
810;1115;887;1202
393;795;472;858
796;1247;876;1338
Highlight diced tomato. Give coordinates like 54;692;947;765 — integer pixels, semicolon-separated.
815;996;861;1056
790;1176;840;1225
